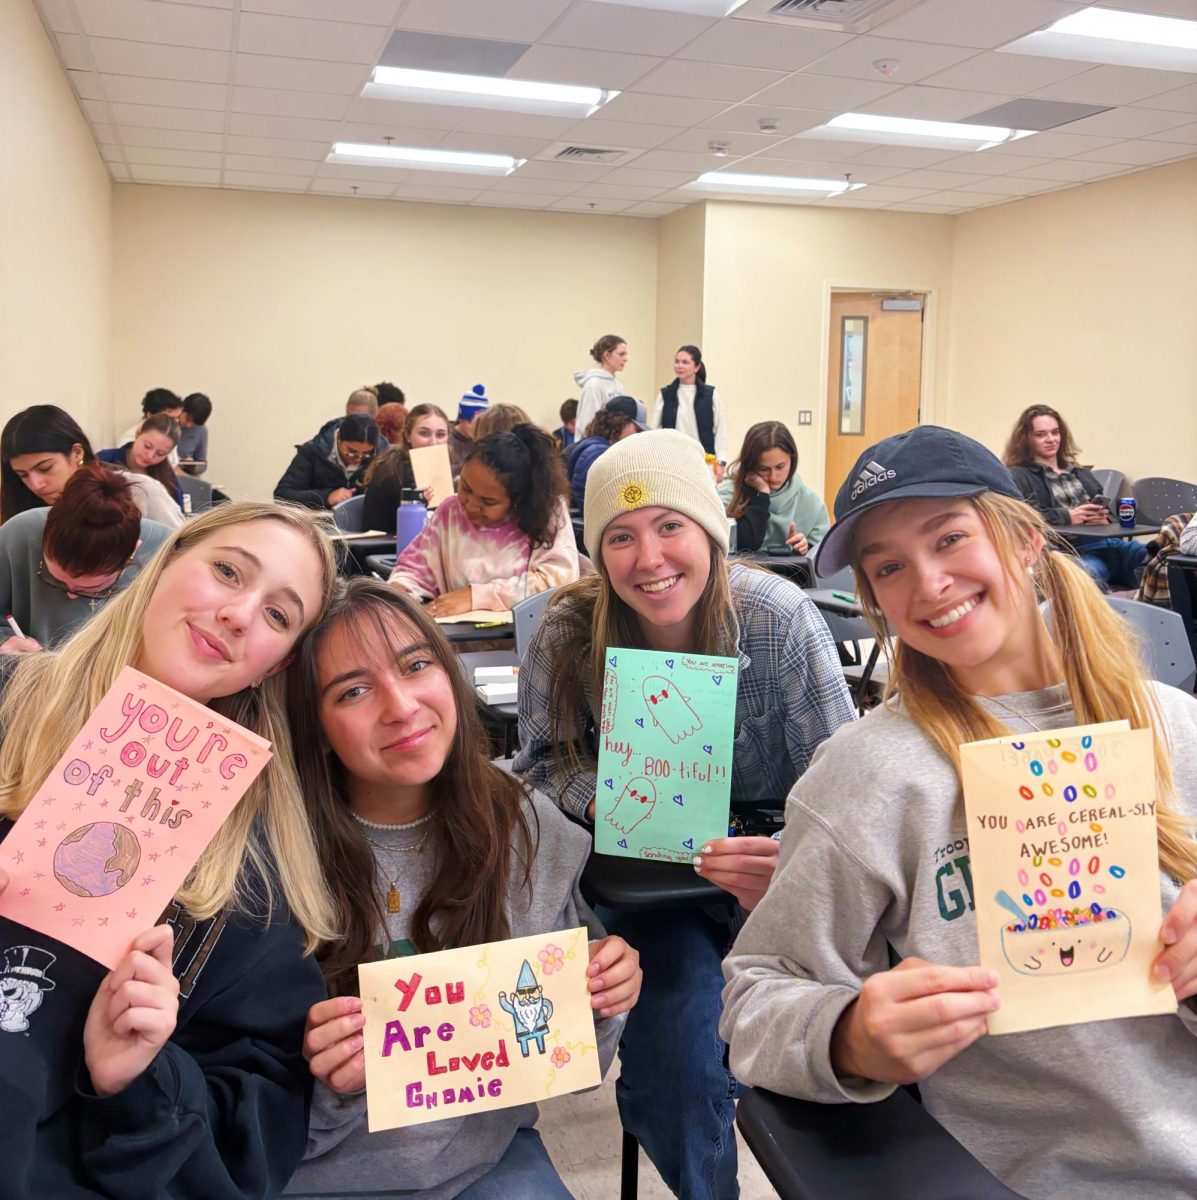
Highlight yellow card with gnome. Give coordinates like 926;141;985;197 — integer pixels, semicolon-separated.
358;927;601;1132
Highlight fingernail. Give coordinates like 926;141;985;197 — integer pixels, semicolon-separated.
593;994;606;1008
701;845;712;854
1154;963;1172;982
692;855;703;867
1162;928;1178;945
352;1013;365;1029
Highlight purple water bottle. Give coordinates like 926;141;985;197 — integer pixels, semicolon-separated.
1118;497;1136;529
395;502;427;553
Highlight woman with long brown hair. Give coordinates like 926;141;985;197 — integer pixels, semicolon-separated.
361;403;451;535
98;413;184;512
723;426;1197;1200
284;579;641;1199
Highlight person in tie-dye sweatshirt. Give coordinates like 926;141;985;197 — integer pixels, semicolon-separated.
389;424;579;616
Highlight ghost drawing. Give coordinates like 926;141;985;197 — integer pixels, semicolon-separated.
604;776;657;835
642;676;702;744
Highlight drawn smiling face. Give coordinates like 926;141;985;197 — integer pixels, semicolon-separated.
1002;918;1131;977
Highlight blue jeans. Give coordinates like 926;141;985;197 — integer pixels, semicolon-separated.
596;903;743;1200
1077;537;1148;589
456;1128;573;1199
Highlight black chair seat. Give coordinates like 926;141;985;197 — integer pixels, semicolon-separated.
581;853;726;912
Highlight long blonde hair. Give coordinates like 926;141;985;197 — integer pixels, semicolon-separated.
0;501;340;950
851;492;1197;883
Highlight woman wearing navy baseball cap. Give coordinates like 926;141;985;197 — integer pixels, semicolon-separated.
722;425;1197;1200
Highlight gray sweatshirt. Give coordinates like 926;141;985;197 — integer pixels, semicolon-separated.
285;791;623;1199
721;682;1197;1200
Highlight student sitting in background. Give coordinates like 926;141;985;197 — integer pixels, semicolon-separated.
283;578;641;1199
0;465;169;653
2;405;183;531
276;414;378;511
449;385;489;475
567;396;645;512
313;387;388;457
177;392;211;474
719;421;829;554
375;402;407;447
389;425;578;617
116;387;182;449
553;398;578;450
362;404;451;535
98;414;183;511
472;404;531;441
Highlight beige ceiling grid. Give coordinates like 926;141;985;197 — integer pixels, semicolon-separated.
35;0;1197;217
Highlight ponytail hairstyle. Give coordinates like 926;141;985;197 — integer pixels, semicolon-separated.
132;413;181;496
287;578;537;994
43;465;141;576
346;386;379;416
725;420;798;518
363;404;449;488
589;334;626;367
850;491;1197;885
677;344;706;385
1;405;95;523
465;424;569;548
1002;404;1081;469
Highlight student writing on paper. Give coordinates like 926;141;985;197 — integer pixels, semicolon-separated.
282;580;641;1199
721;427;1197;1200
362;404;452;534
0;501;341;1200
274;414;378;511
513;430;855;1199
389;425;578;619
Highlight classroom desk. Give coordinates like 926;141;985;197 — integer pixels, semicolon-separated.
732;549;813;587
1048;523;1157;540
438;619;515;644
804;588;864;617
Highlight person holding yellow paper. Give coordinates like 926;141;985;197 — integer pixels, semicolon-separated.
722;426;1197;1200
282;580;641;1199
0;501;341;1200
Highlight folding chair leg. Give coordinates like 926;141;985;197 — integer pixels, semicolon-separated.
620;1128;638;1200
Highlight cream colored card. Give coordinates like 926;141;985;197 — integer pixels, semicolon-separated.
408;444;453;509
433;610;513;626
961;723;1176;1035
359;927;601;1132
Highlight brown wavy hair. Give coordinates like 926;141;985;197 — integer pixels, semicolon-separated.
288;578;538;995
725;420;798;518
1002;405;1081;469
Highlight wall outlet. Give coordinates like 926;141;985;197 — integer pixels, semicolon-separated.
797;409;813;426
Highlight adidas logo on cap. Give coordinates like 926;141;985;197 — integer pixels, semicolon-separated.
849;460;897;500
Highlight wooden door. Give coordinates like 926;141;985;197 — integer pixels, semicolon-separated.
824;292;924;510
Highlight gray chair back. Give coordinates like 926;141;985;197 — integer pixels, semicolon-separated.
177;474;214;513
331;493;365;532
514;585;562;659
1106;596;1197;692
1091;469;1126;503
812;562;856;592
1131;477;1197;527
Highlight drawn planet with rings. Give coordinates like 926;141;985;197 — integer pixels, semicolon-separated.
53;823;141;898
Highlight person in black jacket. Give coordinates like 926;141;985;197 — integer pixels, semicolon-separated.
1003;403;1146;588
0;501;340;1200
275;415;378;510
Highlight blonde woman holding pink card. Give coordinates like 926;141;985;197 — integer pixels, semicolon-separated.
0;500;340;1200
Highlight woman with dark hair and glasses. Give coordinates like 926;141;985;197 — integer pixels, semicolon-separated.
1;405;95;524
0;465;170;653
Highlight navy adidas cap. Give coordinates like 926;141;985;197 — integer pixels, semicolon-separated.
814;425;1022;576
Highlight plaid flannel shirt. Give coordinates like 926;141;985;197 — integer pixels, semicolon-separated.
513;564;857;821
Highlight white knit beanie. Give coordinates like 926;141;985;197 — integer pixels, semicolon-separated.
584;429;729;560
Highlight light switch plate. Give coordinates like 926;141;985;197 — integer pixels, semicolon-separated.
798;410;813;426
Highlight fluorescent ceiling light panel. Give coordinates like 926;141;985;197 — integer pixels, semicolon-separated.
804;113;1035;151
364;66;618;117
999;6;1197;71
328;143;523;176
691;172;865;194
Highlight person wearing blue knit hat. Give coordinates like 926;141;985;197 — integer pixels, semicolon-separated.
449;384;489;475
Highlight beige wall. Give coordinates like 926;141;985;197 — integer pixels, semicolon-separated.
948;158;1197;484
700;200;955;493
111;185;658;500
1;0;112;445
654;203;707;391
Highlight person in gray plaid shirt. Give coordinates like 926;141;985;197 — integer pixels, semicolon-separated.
513;430;855;1200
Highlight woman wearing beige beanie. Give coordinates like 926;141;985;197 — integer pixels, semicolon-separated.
512;429;855;1199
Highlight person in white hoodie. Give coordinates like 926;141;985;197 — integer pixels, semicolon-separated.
574;334;628;435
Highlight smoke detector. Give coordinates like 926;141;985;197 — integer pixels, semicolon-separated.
757;116;781;133
708;140;731;156
873;57;900;76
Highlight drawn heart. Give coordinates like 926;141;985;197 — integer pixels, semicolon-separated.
605;778;614;789
702;744;712;755
712;675;723;685
635;718;645;728
683;838;694;850
665;658;674;669
608;655;617;669
618;838;628;849
673;794;684;805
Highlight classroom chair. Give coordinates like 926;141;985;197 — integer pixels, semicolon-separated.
177;474;214;513
1166;554;1197;668
1092;468;1126;504
1131;477;1197;528
736;1086;1027;1200
331;493;366;532
1106;595;1197;692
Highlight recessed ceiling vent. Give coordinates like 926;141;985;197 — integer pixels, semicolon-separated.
738;0;921;33
538;143;639;166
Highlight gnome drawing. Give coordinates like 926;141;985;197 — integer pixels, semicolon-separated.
0;945;56;1034
604;776;658;835
498;960;555;1058
642;675;702;744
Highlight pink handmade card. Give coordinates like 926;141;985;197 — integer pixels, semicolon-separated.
0;667;270;968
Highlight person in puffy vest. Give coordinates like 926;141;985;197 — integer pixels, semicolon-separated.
651;344;727;463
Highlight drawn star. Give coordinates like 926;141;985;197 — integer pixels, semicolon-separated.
34;819;46;830
202;767;211;774
83;739;94;750
36;838;46;848
191;782;202;791
170;702;179;710
200;800;211;809
98;747;108;757
173;784;184;793
126;909;137;919
71;916;85;927
55;822;66;832
19;888;30;897
220;725;231;735
41;796;54;807
166;845;179;856
124;814;136;824
73;801;85;811
32;871;44;880
98;917;109;927
149;852;160;862
53;902;65;912
137;682;147;690
141;875;155;886
139;735;152;745
99;800;109;809
12;850;23;864
141;829;154;839
220;784;229;792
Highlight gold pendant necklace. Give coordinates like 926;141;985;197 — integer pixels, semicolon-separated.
358;826;432;916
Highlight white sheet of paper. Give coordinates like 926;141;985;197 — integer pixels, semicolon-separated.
434;610;513;625
409;444;454;509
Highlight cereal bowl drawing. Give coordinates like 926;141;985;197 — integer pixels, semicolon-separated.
1001;906;1131;976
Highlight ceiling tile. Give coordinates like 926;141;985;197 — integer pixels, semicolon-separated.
485;174;582;195
1094;0;1197;14
549;196;634;213
100;144;124;164
928;150;1051;174
100;75;228;109
237;12;385;63
1055;105;1194;137
343;97;464;129
767;137;885;162
1146;121;1197;144
233;54;369;94
962;174;1069;194
128;163;222;184
393;183;485;202
224;152;319;173
839;182;938;202
884;167;988;189
73;0;233;50
582;181;670;200
559;117;685;149
437;131;555;158
123;145;223;167
588;91;729;125
804;36;979;84
625;201;684;216
82;98;113;122
109;101;227;130
242;0;401;24
454;110;580;139
750;73;899;113
309;179;398;196
231;85;352;119
1012;158;1120;180
68;70;105;101
54;33;91;71
1030;65;1197;106
863;84;1012;121
37;0;80;34
88;38;229;83
913;187;1008;205
659;126;785;154
472;193;559;208
596;165;701;187
543;2;715;56
109;163;132;180
1074;139;1193;163
1134;82;1197;114
984;129;1117;156
921;49;1090;93
728;156;902;183
229;112;344;139
845;144;964;167
396;0;569;43
511;158;613;181
674;20;851;71
870;0;1080;50
628;59;785;102
315;162;415;183
508;45;662;90
119;126;226;150
225;134;338;158
224;169;311;189
886;201;962;212
339;125;446;148
625;146;727;172
91;122;116;141
700;104;827;136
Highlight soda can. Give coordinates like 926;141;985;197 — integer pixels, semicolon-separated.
1118;497;1136;528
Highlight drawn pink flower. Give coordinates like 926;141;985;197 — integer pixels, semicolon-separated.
469;1004;492;1029
538;944;565;975
551;1046;571;1069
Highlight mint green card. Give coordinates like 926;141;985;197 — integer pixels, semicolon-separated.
593;647;738;863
